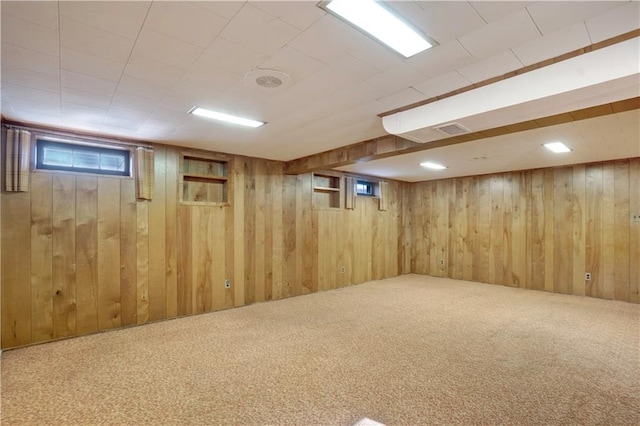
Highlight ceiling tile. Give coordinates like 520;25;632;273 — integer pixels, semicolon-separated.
198;38;267;75
110;91;161;112
61;70;117;97
287;15;371;63
131;28;204;69
61;102;107;119
366;63;426;93
401;1;486;45
8;101;60;120
59;16;136;64
189;1;244;20
377;88;426;110
61;88;112;110
124;55;189;87
458;9;541;59
412;71;471;99
586;2;640;43
1;44;59;76
1;0;59;29
106;105;152;121
101;115;146;132
219;4;301;56
1;65;59;92
467;2;532;23
408;40;476;78
150;107;191;125
250;1;325;31
59;1;149;39
11;109;62;126
116;74;172;102
512;22;591;66
1;15;59;56
177;61;243;93
2;82;59;105
61;48;125;82
526;1;621;35
349;42;405;73
144;2;228;48
457;51;523;84
258;46;326;82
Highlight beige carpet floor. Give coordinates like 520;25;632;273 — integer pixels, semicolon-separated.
1;274;639;425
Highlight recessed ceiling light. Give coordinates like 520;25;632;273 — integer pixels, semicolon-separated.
320;0;434;58
420;161;447;170
188;107;265;128
543;142;572;153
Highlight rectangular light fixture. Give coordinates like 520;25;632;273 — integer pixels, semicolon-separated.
189;107;265;128
320;0;433;58
543;142;572;153
420;161;447;170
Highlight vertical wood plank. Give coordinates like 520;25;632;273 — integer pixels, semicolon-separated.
176;204;192;316
30;173;53;342
511;172;527;287
629;158;640;303
602;163;615;299
244;159;256;304
148;146;167;320
1;189;31;348
613;161;630;301
527;170;545;290
463;177;477;281
120;178;137;327
211;209;225;311
502;173;513;286
254;160;266;302
553;167;573;295
165;148;178;318
543;169;555;293
282;175;297;299
97;178;121;330
489;175;504;285
271;162;284;300
233;157;245;307
476;176;491;283
52;175;77;338
585;164;603;298
136;201;150;324
76;176;98;335
301;173;315;294
572;165;586;296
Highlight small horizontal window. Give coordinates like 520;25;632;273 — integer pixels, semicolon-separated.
356;180;376;196
36;139;131;177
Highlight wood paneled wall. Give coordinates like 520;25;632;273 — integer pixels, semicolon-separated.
1;143;407;349
408;158;640;303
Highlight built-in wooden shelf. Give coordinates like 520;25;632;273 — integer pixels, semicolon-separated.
312;172;342;209
180;155;229;205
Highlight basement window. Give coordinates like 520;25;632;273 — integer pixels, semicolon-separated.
356;180;377;197
36;138;131;177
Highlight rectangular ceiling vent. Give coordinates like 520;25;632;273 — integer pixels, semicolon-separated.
433;122;471;136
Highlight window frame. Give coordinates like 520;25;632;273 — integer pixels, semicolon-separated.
35;137;132;177
355;179;377;197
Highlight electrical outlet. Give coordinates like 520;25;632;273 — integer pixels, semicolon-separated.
340;266;345;274
632;214;640;223
224;279;231;289
440;259;445;266
585;273;591;281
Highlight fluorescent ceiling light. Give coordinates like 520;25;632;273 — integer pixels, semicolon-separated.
189;107;265;128
322;0;433;58
420;161;447;170
543;142;572;153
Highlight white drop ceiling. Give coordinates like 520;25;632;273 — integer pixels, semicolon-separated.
1;1;639;182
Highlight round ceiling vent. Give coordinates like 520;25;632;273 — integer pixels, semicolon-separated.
244;69;293;90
